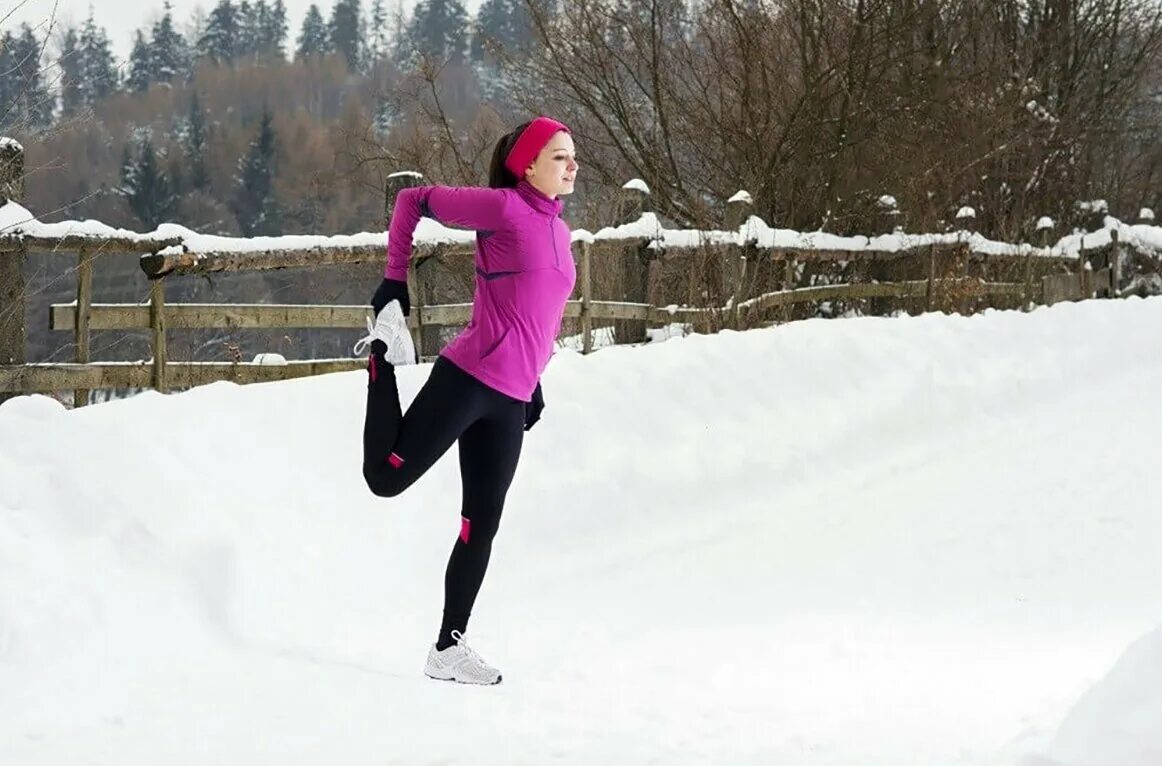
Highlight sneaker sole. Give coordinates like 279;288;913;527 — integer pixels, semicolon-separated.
424;671;503;685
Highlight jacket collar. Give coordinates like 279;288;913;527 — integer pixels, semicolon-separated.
516;180;563;216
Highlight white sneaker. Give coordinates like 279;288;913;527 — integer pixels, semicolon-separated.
424;630;502;685
353;300;415;366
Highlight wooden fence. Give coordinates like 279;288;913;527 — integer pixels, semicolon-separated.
0;142;1136;406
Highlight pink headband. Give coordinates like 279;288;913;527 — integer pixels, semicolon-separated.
504;116;571;179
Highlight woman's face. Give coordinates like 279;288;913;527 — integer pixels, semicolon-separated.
524;131;578;198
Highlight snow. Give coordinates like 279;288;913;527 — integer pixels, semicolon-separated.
2;296;1161;765
5;197;1162;264
739;214;1057;256
1037;216;1056;231
0;201;34;232
877;194;898;208
728;190;753;204
1053;218;1162;257
1028;624;1162;766
0;201;174;244
622;178;650;193
1139;208;1155;222
0;137;23;152
957;206;977;219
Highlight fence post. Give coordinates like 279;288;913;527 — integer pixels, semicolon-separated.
74;245;94;407
1033;216;1054;307
1109;228;1121;297
0;137;26;405
580;241;593;354
150;278;168;393
385;171;425;361
615;179;652;344
725;191;754;329
925;244;937;311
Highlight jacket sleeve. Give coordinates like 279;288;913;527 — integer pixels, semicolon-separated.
385;186;511;281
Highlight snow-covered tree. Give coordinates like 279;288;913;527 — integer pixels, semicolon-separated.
402;0;469;64
119;136;178;229
57;27;86;117
232;108;282;235
199;0;240;65
296;4;330;60
151;2;190;83
182;91;211;191
329;0;364;70
126;31;154;93
0;26;54;130
367;0;390;66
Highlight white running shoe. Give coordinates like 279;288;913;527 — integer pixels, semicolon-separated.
424;630;502;685
352;300;415;366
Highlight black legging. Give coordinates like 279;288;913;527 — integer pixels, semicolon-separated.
362;354;525;650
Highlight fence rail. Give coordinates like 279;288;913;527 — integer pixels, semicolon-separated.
0;266;1111;399
0;359;364;392
0;139;1139;405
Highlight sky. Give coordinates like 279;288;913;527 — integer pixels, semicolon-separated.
3;0;485;60
2;252;1162;764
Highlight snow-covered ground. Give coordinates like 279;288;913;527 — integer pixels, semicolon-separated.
2;297;1160;765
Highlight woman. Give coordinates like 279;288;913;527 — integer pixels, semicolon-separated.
353;116;578;685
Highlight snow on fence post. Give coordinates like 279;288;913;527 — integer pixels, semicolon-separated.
386;171;425;360
955;206;977;233
874;194;902;235
0;137;26;404
150;278;168;394
73;245;94;407
725;190;752;230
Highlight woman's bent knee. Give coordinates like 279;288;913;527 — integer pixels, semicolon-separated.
364;464;406;498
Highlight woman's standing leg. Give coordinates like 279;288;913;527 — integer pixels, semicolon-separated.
436;397;525;650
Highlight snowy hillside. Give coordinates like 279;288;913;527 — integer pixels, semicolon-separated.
2;297;1160;765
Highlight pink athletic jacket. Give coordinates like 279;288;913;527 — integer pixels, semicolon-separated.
385;180;576;402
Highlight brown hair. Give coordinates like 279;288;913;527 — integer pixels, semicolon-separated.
488;121;532;188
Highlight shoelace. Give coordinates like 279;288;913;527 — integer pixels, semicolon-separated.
450;630;493;671
351;316;377;356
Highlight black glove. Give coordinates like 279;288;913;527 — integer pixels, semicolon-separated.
524;382;544;431
371;277;410;317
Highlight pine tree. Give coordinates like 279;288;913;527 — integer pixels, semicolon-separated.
0;33;15;129
246;0;286;61
367;0;389;66
472;0;503;64
232;108;282;236
237;0;258;60
151;2;189;83
118;136;178;230
329;0;363;71
373;97;397;138
296;4;330;60
5;25;54;130
403;0;469;64
79;14;118;102
265;0;289;59
199;0;240;65
183;91;211;191
127;31;154;93
58;27;85;118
